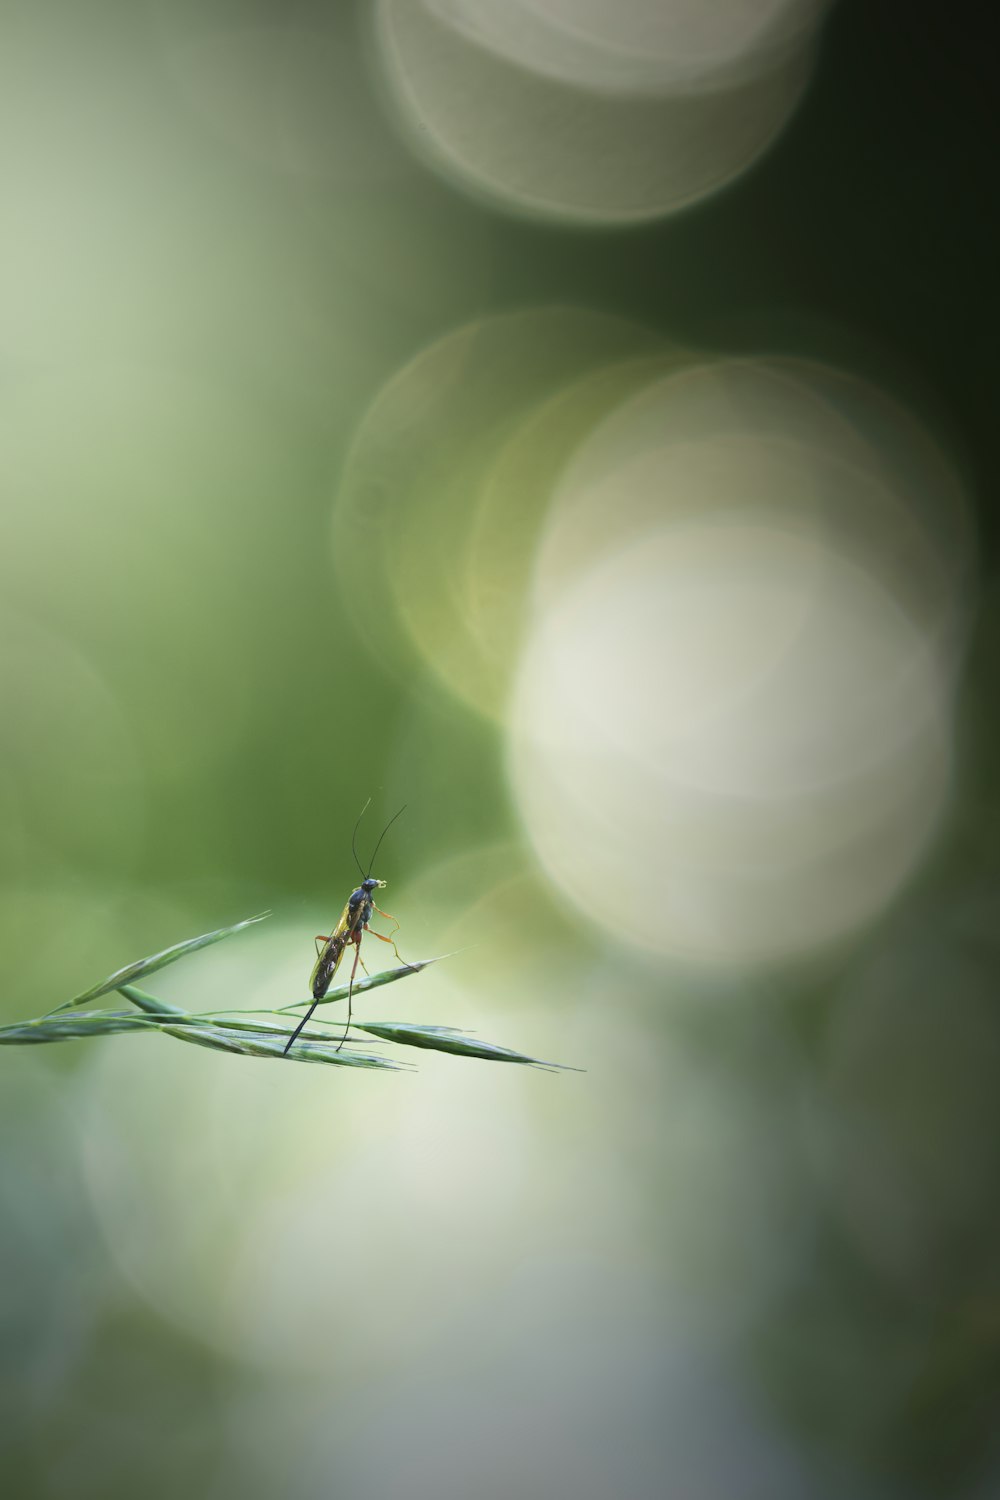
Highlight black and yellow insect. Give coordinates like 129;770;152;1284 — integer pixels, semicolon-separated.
283;803;408;1055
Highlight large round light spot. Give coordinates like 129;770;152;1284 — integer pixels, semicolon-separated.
508;525;954;965
539;357;974;676
332;307;660;705
372;0;827;223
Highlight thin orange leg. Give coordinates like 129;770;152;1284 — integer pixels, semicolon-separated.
369;905;411;967
372;902;399;937
366;927;414;968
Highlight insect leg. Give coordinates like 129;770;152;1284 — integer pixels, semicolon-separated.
335;935;364;1053
371;902;400;937
366;921;412;969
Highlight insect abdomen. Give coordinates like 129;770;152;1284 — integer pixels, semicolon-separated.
313;937;346;999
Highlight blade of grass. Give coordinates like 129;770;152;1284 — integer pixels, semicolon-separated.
355;1020;579;1071
278;953;449;1012
117;951;447;1021
114;992;391;1048
162;1013;400;1066
52;912;271;1012
6;941;574;1074
158;1022;402;1068
1;1007;400;1068
117;983;187;1016
166;1010;386;1043
0;1011;155;1045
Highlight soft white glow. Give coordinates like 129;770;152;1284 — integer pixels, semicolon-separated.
373;0;823;223
501;353;970;966
78;920;543;1373
542;358;974;671
508;524;953;965
434;0;828;88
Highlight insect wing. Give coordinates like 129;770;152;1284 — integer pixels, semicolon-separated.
310;899;352;996
311;935;347;997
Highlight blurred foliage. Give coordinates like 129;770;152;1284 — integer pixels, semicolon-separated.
1;3;999;1500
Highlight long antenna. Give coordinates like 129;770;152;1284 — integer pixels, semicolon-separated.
351;798;371;880
367;804;406;878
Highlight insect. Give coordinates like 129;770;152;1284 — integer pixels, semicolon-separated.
283;802;408;1056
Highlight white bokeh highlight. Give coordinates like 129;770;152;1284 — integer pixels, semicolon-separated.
506;356;969;966
373;0;828;223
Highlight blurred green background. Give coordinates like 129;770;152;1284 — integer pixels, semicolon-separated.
2;3;998;1497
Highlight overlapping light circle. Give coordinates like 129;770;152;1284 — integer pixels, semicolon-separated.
372;0;830;223
335;310;973;966
507;355;971;964
538;358;972;674
331;307;663;709
509;525;953;963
